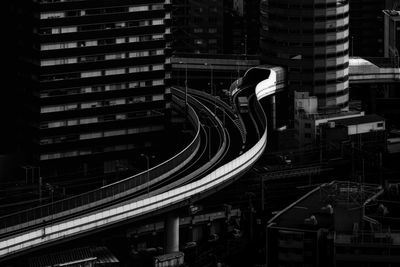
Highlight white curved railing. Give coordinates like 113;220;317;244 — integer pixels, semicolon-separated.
0;68;280;260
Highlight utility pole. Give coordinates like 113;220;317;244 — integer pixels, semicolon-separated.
141;154;155;195
204;62;213;95
206;126;212;160
179;61;188;110
39;176;42;204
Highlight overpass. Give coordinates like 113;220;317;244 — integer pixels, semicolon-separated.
1;56;397;261
349;57;400;84
0;66;281;261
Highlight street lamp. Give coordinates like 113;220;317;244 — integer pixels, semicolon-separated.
140;153;155;195
351;35;354;57
202;124;213;161
179;61;188;109
204;62;213;95
215;106;226;126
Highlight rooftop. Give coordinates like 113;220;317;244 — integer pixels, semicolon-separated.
29;246;119;267
268;181;383;231
383;9;400;21
332;114;385;127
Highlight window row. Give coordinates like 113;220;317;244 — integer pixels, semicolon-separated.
40;128;162;160
41;49;164;66
193;28;218;34
40;79;165;98
267;12;349;23
40;125;164;147
41;108;164;129
41;34;164;51
40;18;164;35
40;4;164;20
41;94;165;113
41;64;164;81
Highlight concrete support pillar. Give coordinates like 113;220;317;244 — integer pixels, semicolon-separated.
165;213;179;253
270;95;277;130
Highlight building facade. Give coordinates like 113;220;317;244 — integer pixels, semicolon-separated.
2;0;39;181
172;0;224;54
260;0;350;111
349;0;386;57
384;9;400;67
223;0;260;55
39;0;172;181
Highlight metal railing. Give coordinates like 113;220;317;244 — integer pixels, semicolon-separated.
0;97;201;234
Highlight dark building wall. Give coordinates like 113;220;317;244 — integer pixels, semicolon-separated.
173;0;259;55
172;0;224;54
38;0;172;180
349;0;385;57
2;0;39;181
223;0;260;55
260;0;350;111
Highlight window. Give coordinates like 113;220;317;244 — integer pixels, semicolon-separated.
41;12;65;19
40;57;77;66
104;129;125;137
61;26;77;33
152;19;163;25
48;121;66;128
81;70;101;78
152;64;164;71
80;117;98;124
116;38;126;44
153;79;164;86
194;39;204;45
129;6;149;12
85;40;98;47
153;34;164;40
65;104;78;111
41;105;63;113
81;102;99;109
153;94;164;101
41;42;77;50
105;69;125;75
129;36;140;42
129;66;149;73
305;133;312;138
80;132;102;140
377;122;384;128
152;4;163;10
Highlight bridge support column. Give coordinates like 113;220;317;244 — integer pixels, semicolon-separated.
165;213;179;253
270;95;277;130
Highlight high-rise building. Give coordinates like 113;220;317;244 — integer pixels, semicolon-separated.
349;0;386;57
172;0;224;54
260;0;350;112
223;0;260;55
2;0;39;181
172;0;259;55
383;8;400;67
38;0;172;180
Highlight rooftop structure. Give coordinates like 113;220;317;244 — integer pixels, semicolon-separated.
267;180;400;267
383;8;400;67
